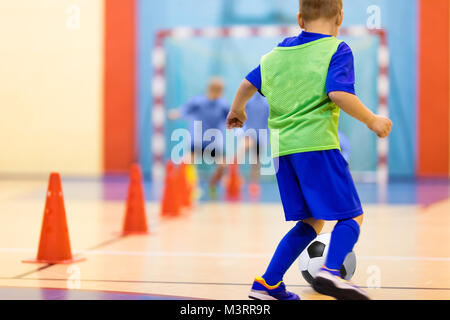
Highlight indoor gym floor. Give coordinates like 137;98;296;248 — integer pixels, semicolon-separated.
0;177;449;300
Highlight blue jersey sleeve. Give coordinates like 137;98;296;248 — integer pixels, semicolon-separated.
326;42;356;95
245;65;262;92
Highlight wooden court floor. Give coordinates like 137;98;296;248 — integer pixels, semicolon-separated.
0;178;449;300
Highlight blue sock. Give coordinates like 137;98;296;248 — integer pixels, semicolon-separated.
262;221;317;286
325;218;360;271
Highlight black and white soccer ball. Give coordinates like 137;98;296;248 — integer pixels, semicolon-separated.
298;233;357;284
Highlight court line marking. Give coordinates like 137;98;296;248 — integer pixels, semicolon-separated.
13;264;55;280
2;248;449;262
0;286;203;300
11;236;124;279
2;277;449;292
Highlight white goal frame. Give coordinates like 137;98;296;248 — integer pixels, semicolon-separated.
151;25;390;185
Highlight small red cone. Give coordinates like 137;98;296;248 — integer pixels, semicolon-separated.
122;164;150;235
23;173;85;264
249;183;261;202
177;162;192;209
160;161;181;218
225;162;242;201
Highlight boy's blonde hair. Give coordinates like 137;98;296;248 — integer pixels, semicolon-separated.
299;0;343;22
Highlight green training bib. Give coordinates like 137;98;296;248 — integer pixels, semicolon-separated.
261;37;343;157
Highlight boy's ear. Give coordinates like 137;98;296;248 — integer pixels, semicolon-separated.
337;9;344;26
297;12;305;29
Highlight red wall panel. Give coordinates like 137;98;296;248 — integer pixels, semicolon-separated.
418;0;450;177
104;0;136;173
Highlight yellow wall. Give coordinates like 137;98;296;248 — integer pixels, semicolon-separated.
0;0;103;176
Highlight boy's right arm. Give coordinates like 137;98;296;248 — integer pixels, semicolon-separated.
328;91;393;138
226;79;257;129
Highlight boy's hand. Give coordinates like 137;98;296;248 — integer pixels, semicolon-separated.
367;115;393;138
226;110;247;129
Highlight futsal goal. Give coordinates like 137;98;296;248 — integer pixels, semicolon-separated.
151;25;389;186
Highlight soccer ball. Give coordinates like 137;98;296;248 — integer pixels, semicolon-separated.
298;233;357;284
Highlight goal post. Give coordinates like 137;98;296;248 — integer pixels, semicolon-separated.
151;25;389;186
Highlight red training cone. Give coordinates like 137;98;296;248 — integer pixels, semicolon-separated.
160;161;181;218
23;173;85;264
225;162;242;201
122;164;150;235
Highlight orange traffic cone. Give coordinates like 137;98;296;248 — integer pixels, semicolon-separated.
23;173;85;264
177;162;192;209
225;162;242;201
161;161;181;218
122;164;150;235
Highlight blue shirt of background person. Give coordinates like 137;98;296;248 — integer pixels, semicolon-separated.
338;131;351;162
246;31;355;96
179;78;230;148
243;93;270;143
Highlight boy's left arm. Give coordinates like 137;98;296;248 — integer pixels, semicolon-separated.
329;91;392;138
226;79;257;129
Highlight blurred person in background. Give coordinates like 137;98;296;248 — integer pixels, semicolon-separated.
168;77;230;199
338;131;351;162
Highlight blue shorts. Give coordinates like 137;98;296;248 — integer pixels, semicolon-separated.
275;149;363;222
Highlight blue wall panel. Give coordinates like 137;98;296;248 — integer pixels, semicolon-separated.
137;0;418;178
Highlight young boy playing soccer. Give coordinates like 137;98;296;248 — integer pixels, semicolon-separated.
226;0;392;300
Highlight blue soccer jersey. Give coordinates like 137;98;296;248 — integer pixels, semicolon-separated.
246;31;356;95
244;93;269;132
180;95;230;148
